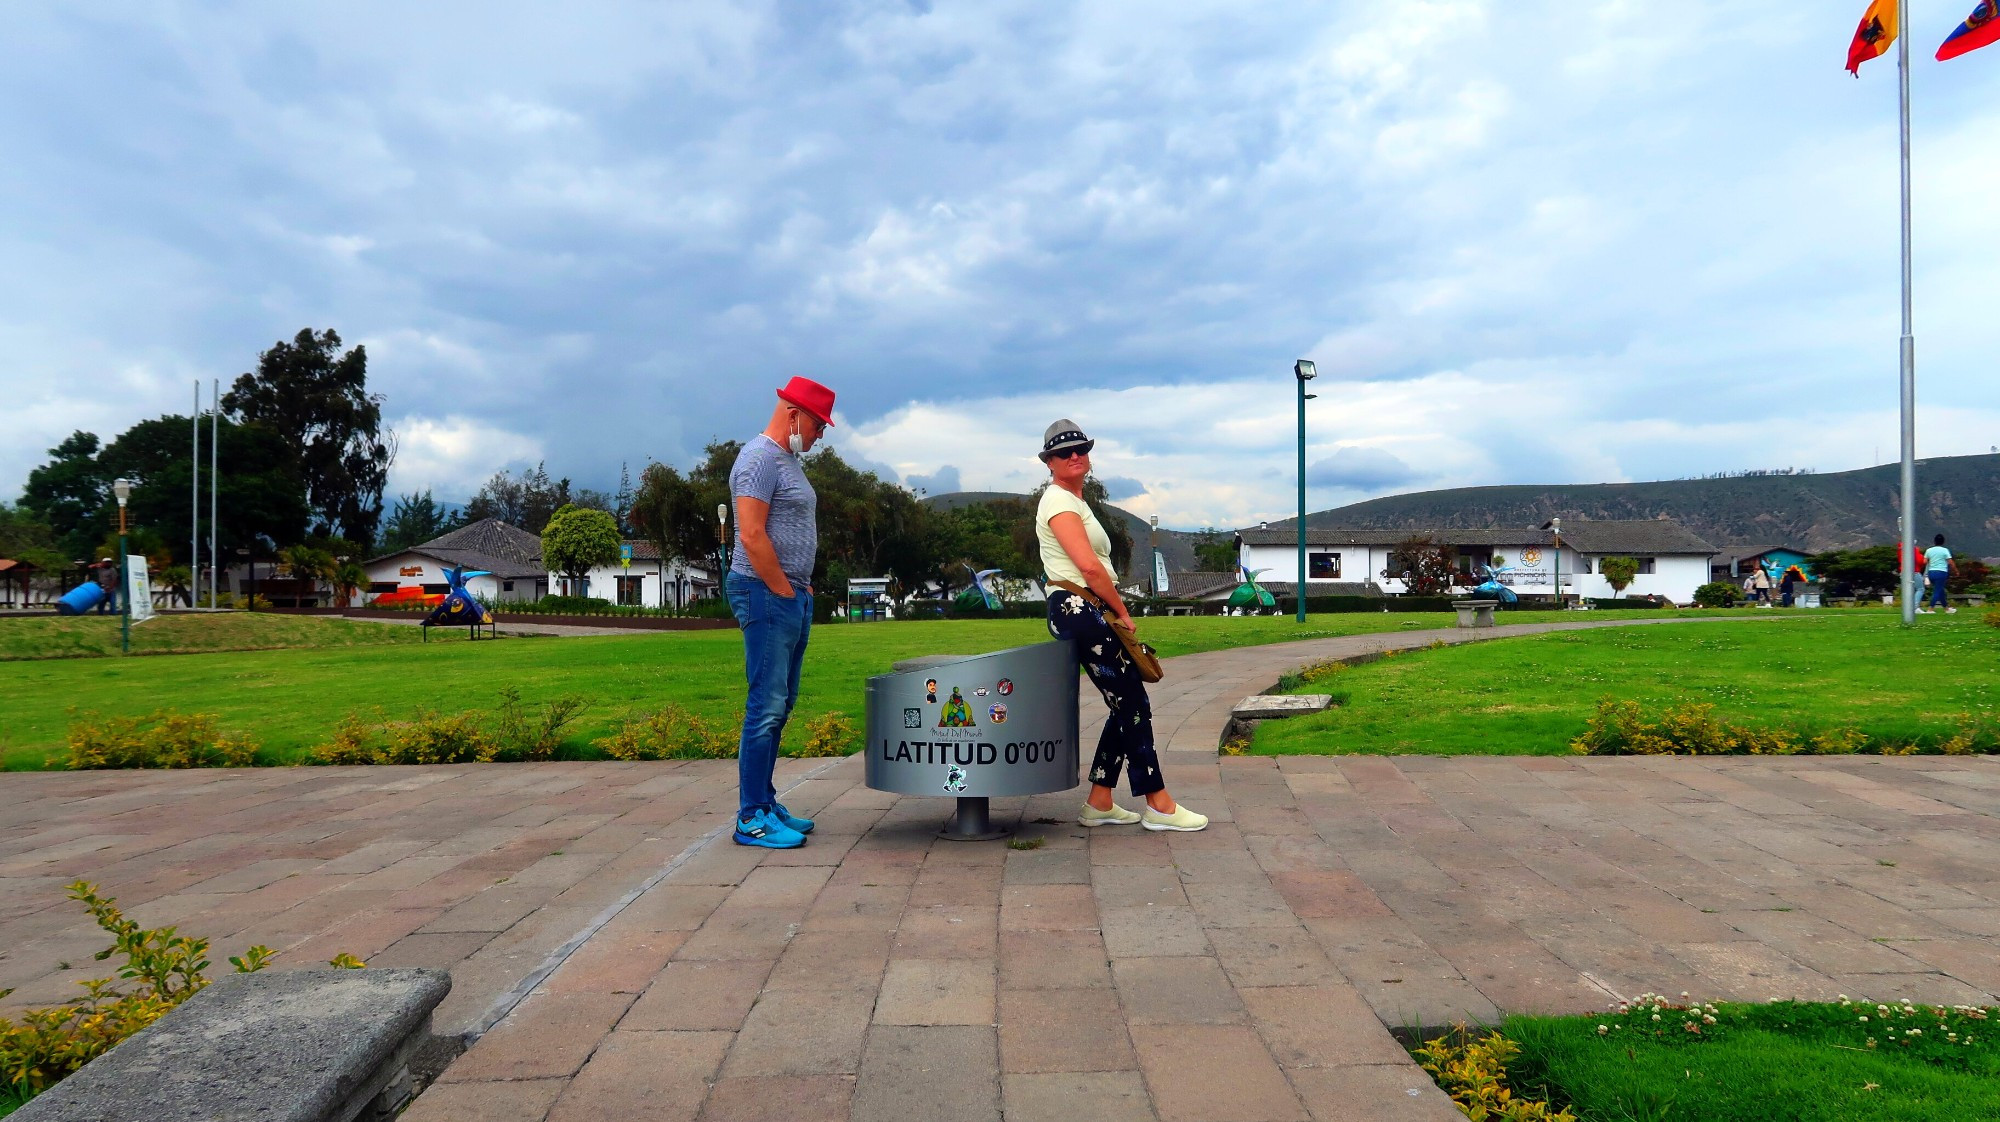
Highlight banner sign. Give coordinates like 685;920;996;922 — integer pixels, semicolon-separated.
126;555;155;623
1154;549;1169;593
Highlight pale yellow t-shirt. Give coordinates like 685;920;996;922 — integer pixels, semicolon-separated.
1037;485;1116;585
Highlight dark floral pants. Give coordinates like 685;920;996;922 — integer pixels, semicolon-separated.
1047;588;1165;797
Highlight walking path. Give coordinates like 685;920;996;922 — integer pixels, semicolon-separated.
3;616;1996;1120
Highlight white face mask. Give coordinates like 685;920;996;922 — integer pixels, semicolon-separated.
788;421;805;456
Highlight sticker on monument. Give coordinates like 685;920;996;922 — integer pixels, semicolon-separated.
903;707;922;728
974;686;989;697
925;678;938;704
996;678;1013;695
937;687;977;728
988;703;1008;725
944;763;969;793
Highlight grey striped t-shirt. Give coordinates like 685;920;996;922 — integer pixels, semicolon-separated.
730;435;818;584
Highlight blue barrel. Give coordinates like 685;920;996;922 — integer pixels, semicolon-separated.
57;582;108;615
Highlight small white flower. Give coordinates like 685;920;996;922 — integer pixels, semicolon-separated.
1597;1025;1609;1035
1651;1014;1661;1022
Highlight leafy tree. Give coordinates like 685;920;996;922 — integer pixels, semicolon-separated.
462;461;609;534
1190;528;1238;573
613;462;635;536
278;545;336;600
541;504;621;595
377;490;460;554
923;500;1033;600
20;431;110;559
1599;555;1641;597
331;560;368;608
1693;581;1743;608
1805;546;1899;595
802;446;936;597
0;501;65;574
629;442;741;581
222;328;394;546
1382;536;1459;596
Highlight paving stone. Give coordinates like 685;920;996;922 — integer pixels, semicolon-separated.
766;930;894;991
909;861;1003;907
1004;848;1093;885
894;903;999;957
1209;926;1343;988
624;960;776;1031
1002;1071;1156;1122
1001;929;1114;990
850;1024;1000;1122
723;986;877;1076
544;927;686;994
1185;878;1298;929
999;987;1139;1073
1288;1063;1464;1121
1093;864;1190;908
700;1074;856;1122
1240;985;1410;1066
401;1078;568;1122
1101;905;1211;958
546;1029;730;1122
607;885;733;932
875;957;997;1025
999;882;1099;931
1130;1024;1306;1122
1113;956;1246;1025
675;906;800;961
441;991;637;1082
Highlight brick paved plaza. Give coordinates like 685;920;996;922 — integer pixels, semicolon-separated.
5;620;1997;1120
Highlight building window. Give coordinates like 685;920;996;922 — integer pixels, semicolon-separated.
368;582;397;594
1637;557;1656;575
502;580;514;592
616;575;644;606
1308;552;1341;579
423;584;449;595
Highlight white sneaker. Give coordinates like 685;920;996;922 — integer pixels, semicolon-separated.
1917;608;1931;614
1947;607;1959;614
1141;804;1209;832
1078;802;1142;827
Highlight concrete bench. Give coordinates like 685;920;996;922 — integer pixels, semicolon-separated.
1451;599;1497;628
16;968;452;1122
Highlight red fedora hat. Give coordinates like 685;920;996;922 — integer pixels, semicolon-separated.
775;376;836;427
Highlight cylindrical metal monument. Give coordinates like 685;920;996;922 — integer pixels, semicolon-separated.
865;641;1080;840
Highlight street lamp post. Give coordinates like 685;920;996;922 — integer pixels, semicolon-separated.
112;478;132;654
1294;359;1317;623
237;546;254;610
1551;516;1563;609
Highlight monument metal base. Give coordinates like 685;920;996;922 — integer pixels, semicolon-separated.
937;796;1010;842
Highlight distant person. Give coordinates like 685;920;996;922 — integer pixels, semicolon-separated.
1779;568;1798;608
1919;533;1958;614
94;558;118;614
725;376;837;849
1746;566;1770;604
1035;419;1206;832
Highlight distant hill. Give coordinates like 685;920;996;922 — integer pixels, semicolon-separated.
1264;453;2000;558
922;491;1200;572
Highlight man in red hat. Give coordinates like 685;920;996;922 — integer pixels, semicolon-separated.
726;377;836;849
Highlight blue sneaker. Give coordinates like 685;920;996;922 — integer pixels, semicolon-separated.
773;801;815;835
733;808;805;849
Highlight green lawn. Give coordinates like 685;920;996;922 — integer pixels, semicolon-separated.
1255;610;1997;756
0;608;1713;770
1497;999;2000;1121
0;611;445;660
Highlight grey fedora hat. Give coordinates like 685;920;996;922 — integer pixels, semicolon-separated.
1038;419;1095;462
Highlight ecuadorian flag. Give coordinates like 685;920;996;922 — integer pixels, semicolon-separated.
1939;0;2000;60
1847;0;1898;74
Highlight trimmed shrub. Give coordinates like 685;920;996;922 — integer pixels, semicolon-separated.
66;711;258;770
1585;596;1670;610
1570;697;2000;757
594;705;739;761
797;711;860;757
1692;581;1744;608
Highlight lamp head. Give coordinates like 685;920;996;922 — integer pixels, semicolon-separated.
112;478;132;506
1149;515;1159;529
1293;359;1317;381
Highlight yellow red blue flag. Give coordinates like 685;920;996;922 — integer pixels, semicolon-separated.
1847;0;1898;75
1938;0;2000;60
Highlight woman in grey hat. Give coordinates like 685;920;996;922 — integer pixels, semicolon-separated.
1035;420;1207;832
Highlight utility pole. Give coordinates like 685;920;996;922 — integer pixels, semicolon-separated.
1293;360;1317;622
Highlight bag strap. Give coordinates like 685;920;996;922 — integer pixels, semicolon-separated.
1049;579;1101;608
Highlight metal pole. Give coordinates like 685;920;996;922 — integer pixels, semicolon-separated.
210;379;219;608
192;381;200;608
1295;377;1307;622
1897;0;1917;625
119;512;130;655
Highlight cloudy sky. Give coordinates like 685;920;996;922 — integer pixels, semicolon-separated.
4;1;1998;531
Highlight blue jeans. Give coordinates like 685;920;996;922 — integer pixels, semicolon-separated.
727;571;812;818
1928;570;1950;608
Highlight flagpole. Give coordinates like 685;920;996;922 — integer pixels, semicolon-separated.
1896;0;1917;625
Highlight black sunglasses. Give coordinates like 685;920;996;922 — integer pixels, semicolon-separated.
1047;447;1089;460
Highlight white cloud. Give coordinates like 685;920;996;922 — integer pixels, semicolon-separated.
387;415;544;500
